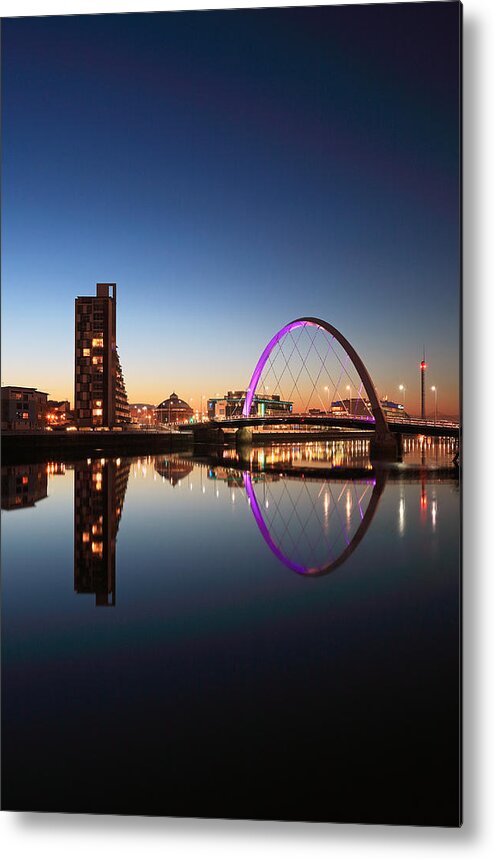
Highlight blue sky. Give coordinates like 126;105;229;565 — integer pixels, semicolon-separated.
1;3;461;413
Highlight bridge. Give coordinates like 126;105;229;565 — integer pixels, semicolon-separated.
210;413;459;439
190;316;460;459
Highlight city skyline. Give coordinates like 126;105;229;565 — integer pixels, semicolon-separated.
2;4;460;415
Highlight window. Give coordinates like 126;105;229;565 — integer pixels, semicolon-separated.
22;412;29;419
93;408;103;416
92;356;103;365
83;348;90;357
92;337;104;347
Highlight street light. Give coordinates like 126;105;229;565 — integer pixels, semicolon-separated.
324;385;330;414
399;384;406;410
431;386;437;425
346;384;351;415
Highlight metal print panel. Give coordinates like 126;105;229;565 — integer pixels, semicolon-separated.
1;2;462;826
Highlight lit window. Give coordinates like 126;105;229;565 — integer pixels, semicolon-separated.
92;356;103;365
92;338;104;348
22;412;29;419
95;400;102;407
82;532;90;543
83;348;90;357
91;542;103;555
93;408;103;416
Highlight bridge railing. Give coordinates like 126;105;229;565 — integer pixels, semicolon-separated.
213;412;459;429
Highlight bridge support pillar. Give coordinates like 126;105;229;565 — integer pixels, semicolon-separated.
236;427;253;446
192;425;225;445
369;432;399;462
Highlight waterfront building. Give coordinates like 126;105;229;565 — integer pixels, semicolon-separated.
1;386;49;430
207;390;293;420
74;283;130;428
156;392;193;425
331;397;410;420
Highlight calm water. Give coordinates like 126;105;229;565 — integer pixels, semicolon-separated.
1;439;460;825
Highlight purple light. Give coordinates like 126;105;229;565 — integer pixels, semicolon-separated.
242;319;317;417
243;471;314;574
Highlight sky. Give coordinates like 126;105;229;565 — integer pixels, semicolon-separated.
1;2;461;416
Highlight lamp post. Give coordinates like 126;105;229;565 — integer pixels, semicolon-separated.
346;384;351;415
324;385;330;414
431;386;437;425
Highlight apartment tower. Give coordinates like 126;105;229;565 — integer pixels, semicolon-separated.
74;283;130;427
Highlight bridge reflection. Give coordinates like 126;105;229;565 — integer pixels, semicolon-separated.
242;469;387;577
1;445;458;602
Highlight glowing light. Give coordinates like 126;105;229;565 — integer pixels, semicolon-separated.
399;496;405;536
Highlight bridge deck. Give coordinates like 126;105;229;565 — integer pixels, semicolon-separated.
206;414;460;438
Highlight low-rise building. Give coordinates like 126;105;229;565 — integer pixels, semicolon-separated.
208;390;293;420
331;397;409;420
1;386;49;430
156;392;193;425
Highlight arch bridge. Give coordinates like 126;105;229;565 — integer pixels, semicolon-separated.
194;317;459;457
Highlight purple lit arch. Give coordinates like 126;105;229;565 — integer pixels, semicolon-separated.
243;470;387;577
242;317;389;439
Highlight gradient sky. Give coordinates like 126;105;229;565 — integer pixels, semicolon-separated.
1;2;461;415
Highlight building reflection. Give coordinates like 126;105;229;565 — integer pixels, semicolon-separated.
74;457;130;607
1;464;48;511
153;456;193;487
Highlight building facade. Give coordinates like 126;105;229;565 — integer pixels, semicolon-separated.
156;393;193;425
74;283;130;428
331;397;410;420
1;386;49;430
207;391;293;420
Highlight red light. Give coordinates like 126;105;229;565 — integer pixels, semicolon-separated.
420;361;427;369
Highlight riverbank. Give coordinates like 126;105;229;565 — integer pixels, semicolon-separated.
1;430;194;464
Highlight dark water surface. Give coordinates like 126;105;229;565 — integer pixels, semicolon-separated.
1;439;461;825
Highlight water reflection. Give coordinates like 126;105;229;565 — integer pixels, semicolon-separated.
242;469;387;576
154;456;194;486
1;440;459;605
1;464;48;510
74;457;130;606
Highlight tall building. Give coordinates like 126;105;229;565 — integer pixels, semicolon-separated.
74;283;130;427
